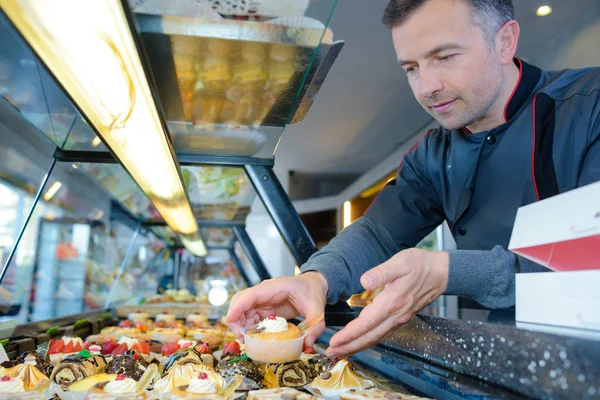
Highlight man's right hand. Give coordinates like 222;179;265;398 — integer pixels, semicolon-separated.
226;271;328;348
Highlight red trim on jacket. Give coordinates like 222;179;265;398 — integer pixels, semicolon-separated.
531;94;541;201
504;58;524;122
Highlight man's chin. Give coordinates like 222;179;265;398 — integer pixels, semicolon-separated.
433;116;464;131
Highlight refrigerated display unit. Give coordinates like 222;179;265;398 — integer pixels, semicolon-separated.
0;1;597;399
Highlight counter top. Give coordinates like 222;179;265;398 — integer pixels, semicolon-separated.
370;314;600;399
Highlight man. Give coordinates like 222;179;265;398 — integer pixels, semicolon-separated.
227;0;600;357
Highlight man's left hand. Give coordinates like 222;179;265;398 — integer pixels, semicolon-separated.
326;248;449;357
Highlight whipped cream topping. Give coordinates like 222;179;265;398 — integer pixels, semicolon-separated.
178;340;197;348
0;377;25;393
89;345;102;355
104;377;138;393
118;336;139;349
256;316;288;333
186;375;217;394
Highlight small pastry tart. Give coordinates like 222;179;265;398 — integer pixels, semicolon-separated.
86;374;147;399
163;347;215;375
86;334;118;345
101;326;141;339
152;328;184;344
155;312;176;325
3;354;51;391
128;311;150;323
154;365;223;394
189;329;223;350
308;359;375;397
185;313;209;328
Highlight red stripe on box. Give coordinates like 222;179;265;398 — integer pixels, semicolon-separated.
513;234;600;272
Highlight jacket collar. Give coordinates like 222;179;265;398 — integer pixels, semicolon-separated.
503;57;542;122
462;58;542;134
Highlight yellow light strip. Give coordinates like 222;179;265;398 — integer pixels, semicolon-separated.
1;0;205;254
91;136;102;147
343;200;352;228
43;181;62;201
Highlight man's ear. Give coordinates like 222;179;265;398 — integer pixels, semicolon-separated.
497;20;520;64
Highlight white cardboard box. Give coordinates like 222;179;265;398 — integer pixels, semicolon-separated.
508;181;600;331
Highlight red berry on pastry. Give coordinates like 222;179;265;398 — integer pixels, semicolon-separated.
223;341;241;355
267;314;276;320
140;342;150;354
116;374;126;381
63;341;74;353
102;340;118;355
48;339;64;355
111;344;128;354
1;376;11;382
198;372;208;380
196;343;210;354
161;342;181;356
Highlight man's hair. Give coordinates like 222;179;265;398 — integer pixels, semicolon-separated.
382;0;514;45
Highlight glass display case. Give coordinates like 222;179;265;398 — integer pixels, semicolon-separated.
0;0;341;317
0;2;597;400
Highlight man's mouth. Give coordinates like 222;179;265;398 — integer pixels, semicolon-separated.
430;99;456;113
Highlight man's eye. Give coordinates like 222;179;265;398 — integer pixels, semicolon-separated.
439;54;456;61
405;66;416;74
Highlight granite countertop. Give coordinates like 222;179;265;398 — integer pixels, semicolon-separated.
370;315;600;399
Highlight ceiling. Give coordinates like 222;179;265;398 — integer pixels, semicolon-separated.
275;0;600;179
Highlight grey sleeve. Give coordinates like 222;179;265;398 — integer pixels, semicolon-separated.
300;133;445;304
445;246;549;309
300;216;404;304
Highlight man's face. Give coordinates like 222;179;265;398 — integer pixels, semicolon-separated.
392;0;504;130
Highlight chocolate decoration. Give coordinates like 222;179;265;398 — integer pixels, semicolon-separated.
163;347;207;375
1;352;53;377
218;354;263;390
106;353;149;381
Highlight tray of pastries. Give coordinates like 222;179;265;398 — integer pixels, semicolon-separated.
0;314;429;400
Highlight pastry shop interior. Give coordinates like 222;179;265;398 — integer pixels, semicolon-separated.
0;1;598;399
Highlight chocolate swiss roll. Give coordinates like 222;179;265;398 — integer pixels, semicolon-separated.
50;354;106;389
263;361;312;388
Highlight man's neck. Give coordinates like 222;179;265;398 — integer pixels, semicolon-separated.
466;62;521;133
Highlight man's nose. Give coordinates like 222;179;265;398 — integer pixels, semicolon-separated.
417;68;444;100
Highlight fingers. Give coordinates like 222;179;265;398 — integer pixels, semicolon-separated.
328;294;391;348
226;279;286;324
304;320;325;348
360;252;412;291
326;315;400;357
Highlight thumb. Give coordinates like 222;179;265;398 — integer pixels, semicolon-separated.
361;255;410;290
304;321;325;348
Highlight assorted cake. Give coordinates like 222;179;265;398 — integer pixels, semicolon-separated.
0;313;425;399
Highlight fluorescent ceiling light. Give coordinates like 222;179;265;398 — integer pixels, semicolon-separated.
2;0;203;252
536;5;552;16
43;181;62;201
